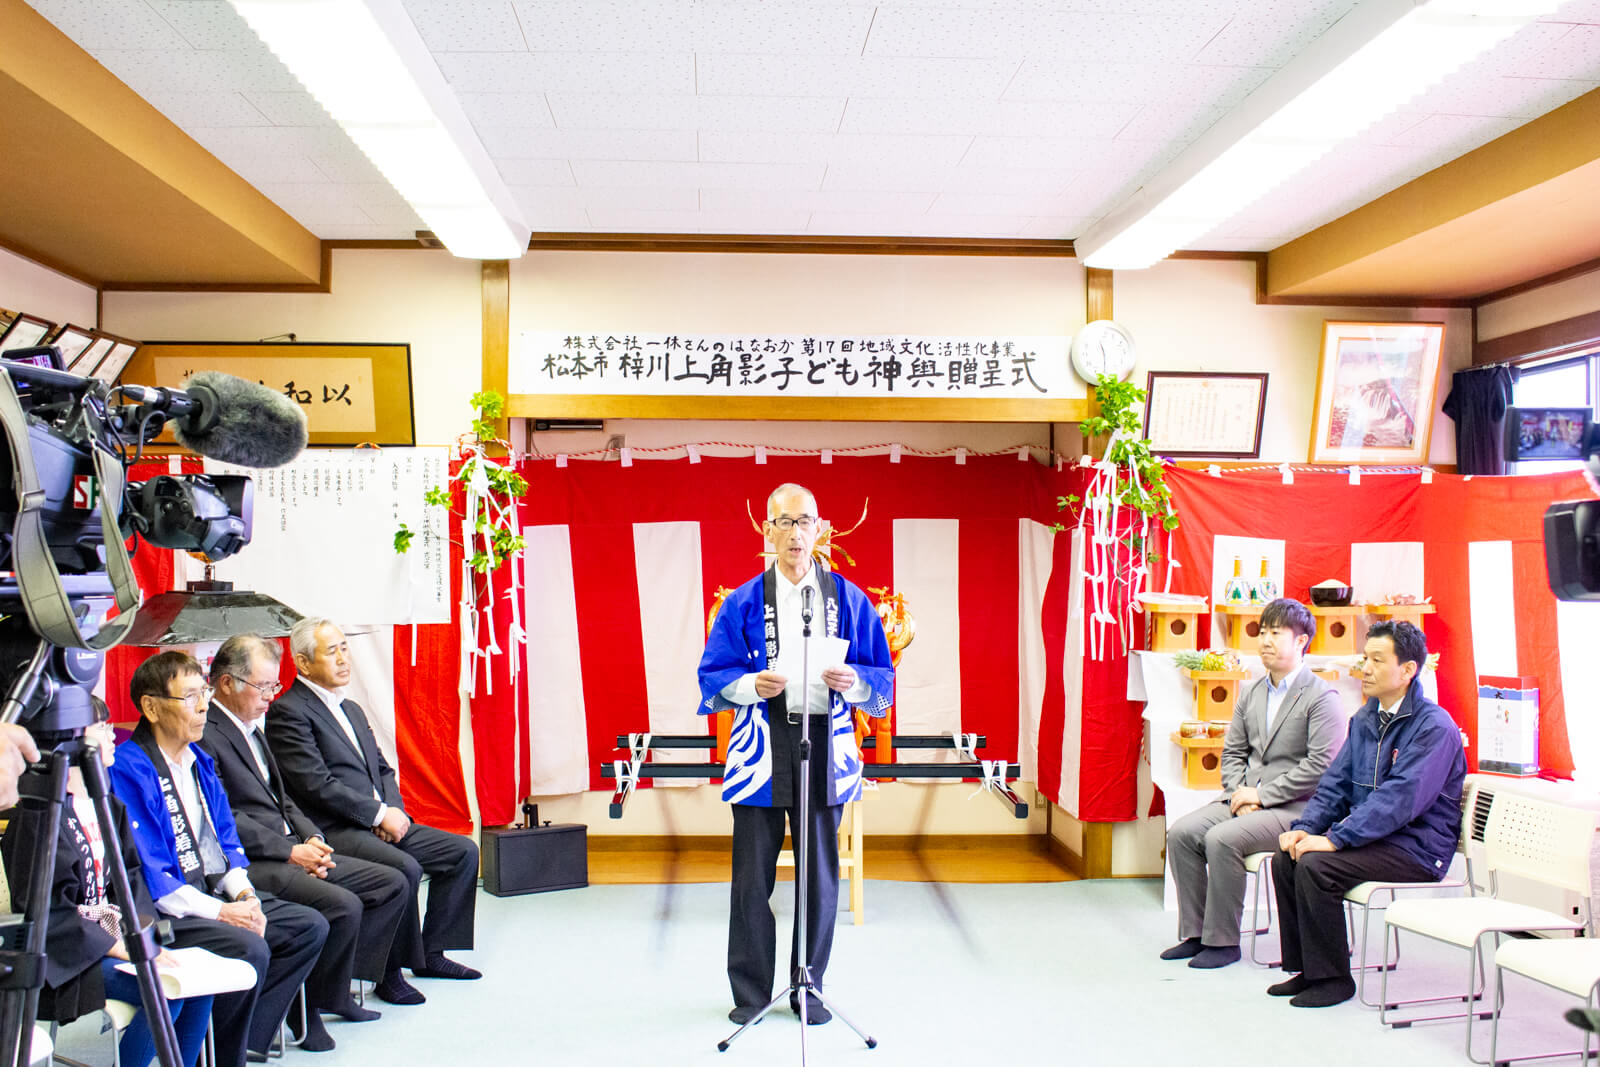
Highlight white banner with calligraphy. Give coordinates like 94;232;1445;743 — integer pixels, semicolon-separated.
190;448;452;625
511;331;1072;398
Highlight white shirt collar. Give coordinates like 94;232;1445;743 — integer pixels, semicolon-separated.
214;701;262;739
300;675;345;712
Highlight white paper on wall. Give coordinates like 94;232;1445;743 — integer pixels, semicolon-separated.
196;448;452;625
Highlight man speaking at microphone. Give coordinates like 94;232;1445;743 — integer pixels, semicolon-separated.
699;483;894;1026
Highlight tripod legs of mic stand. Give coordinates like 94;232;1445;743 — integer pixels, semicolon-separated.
717;614;875;1062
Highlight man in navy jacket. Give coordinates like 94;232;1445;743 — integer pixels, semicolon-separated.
1268;620;1466;1008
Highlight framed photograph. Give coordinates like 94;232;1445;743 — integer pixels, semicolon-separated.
0;313;56;355
49;324;97;368
1309;320;1445;464
92;339;141;384
1143;371;1268;458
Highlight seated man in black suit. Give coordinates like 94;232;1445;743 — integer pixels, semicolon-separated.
109;651;328;1067
201;634;412;1049
266;617;481;1006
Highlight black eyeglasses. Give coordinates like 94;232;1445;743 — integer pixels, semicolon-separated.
231;675;284;698
768;515;817;531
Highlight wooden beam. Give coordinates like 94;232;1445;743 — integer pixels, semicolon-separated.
1473;308;1600;366
507;394;1090;423
482;260;511;444
1086;267;1113;322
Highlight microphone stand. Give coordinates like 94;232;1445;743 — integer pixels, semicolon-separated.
718;585;876;1063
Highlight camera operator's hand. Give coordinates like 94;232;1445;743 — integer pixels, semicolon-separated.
0;723;40;808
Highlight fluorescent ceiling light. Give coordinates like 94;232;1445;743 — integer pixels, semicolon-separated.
1075;0;1565;270
228;0;529;260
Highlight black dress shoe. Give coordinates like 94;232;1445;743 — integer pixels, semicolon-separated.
789;996;831;1025
374;973;427;1005
1189;945;1242;969
1267;974;1310;997
728;1005;763;1025
415;953;482;980
1290;977;1356;1008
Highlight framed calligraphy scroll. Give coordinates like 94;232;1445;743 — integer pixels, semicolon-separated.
121;342;415;447
1143;371;1268;458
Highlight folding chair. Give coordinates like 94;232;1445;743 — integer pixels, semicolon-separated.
1345;775;1481;1007
1490;937;1600;1066
1379;792;1596;1063
1244;850;1278;966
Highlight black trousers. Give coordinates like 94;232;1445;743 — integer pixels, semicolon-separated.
1272;841;1437;982
324;822;479;971
728;801;842;1012
167;896;326;1065
248;852;410;1004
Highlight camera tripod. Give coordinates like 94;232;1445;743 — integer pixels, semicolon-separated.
717;596;875;1064
0;640;180;1067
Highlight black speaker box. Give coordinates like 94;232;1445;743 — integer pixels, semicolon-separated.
481;824;588;897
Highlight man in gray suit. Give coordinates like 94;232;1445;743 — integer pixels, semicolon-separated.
1161;598;1347;969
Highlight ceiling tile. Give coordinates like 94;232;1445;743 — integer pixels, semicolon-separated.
1006;57;1273;107
1517;23;1600;78
240;91;334;127
1016;215;1092;239
1375;113;1523;154
146;0;262;50
496;158;576;185
928;192;1085;217
700;187;938;214
91;48;301;94
305;148;388;184
189;126;354;155
1547;0;1600;23
806;213;912;236
694;3;875;55
435;52;695;94
480;127;697;161
697;54;1017;99
403;0;527;52
1409;73;1598;119
1114;102;1228;143
546;94;845;133
459;92;555;128
569;160;824;190
699;131;971;166
209;151;333;185
866;7;1230;62
941;165;1079;195
24;0;186;50
1192;1;1356;67
510;0;696;52
585;208;813;233
139;90;271;127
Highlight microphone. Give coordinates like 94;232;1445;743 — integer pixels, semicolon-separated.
136;371;308;468
801;585;814;625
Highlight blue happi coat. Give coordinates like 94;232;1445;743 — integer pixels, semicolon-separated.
698;566;894;807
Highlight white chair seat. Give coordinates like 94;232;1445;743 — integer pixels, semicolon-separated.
1387;897;1581;946
1243;850;1271;874
1345;876;1463;906
105;998;139;1031
1494;937;1600;998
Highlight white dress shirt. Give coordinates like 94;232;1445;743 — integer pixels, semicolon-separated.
154;745;254;920
721;564;871;713
215;702;293;835
1263;672;1291;740
299;676;387;826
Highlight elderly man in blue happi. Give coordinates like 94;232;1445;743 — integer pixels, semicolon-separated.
699;483;894;1027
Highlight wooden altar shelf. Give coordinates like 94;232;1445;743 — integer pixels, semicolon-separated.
1367;603;1436;629
1171;733;1225;790
1145;602;1203;653
1215;605;1266;654
1183;668;1251;721
1308;605;1365;656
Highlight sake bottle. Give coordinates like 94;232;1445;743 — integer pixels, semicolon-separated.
1252;558;1278;604
1223;557;1251;604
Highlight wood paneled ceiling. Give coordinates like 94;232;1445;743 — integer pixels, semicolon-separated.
3;0;1599;301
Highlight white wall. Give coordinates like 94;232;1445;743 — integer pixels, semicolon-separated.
0;246;97;328
1477;267;1600;342
1117;258;1470;466
102;248;483;447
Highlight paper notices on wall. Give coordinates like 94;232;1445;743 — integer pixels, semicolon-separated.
194;449;452;625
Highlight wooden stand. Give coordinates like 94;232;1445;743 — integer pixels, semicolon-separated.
1171;733;1224;790
1368;603;1435;630
1216;605;1266;654
1146;603;1202;653
1308;605;1365;656
1184;668;1251;721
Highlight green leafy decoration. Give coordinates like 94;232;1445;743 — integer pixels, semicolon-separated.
1062;373;1179;562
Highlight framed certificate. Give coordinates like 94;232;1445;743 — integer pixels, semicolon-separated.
1143;371;1269;458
